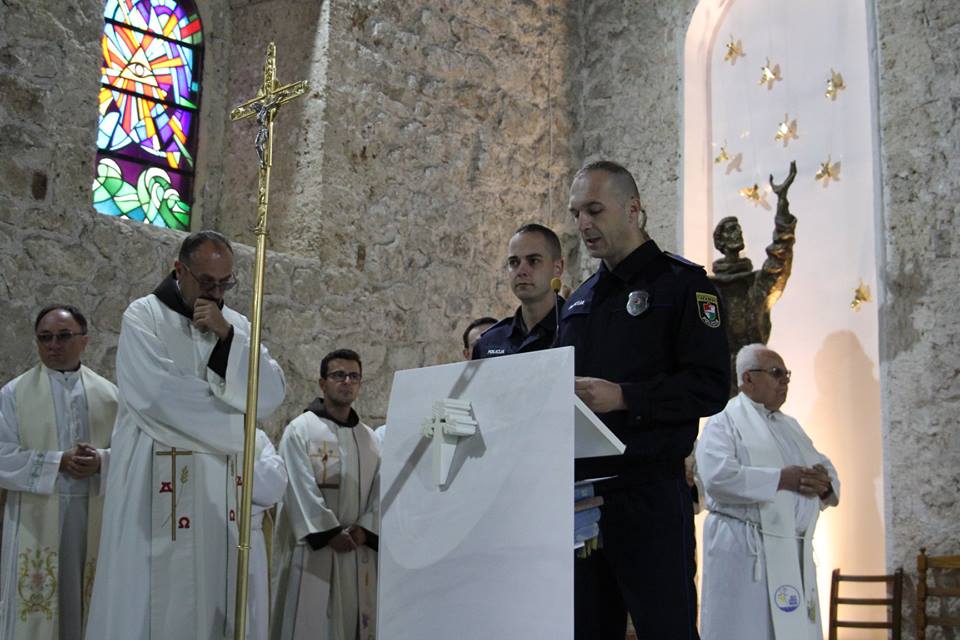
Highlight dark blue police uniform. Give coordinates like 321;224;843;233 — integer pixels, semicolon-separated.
557;240;729;640
471;298;564;359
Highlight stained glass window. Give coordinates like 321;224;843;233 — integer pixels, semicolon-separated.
93;0;203;231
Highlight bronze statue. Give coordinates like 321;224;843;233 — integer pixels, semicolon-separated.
711;161;797;396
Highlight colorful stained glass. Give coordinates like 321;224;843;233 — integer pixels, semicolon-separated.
94;0;202;230
98;91;195;167
104;0;202;45
101;23;199;108
93;157;192;230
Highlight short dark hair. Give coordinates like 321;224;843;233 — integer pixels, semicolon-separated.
34;304;88;334
321;349;362;379
462;317;498;349
713;216;740;246
575;160;641;201
178;230;233;264
513;223;562;259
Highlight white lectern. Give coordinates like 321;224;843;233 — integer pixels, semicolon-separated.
377;347;624;640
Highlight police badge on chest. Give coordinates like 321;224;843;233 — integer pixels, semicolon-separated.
626;290;650;316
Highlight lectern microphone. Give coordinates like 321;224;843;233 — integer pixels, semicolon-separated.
551;277;562;347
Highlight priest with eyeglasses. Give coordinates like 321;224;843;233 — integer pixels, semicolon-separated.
696;343;839;640
85;230;286;640
273;348;380;640
0;304;118;640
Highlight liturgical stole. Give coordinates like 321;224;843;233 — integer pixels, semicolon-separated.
727;393;821;640
13;364;116;640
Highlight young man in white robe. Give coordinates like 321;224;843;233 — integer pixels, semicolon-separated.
273;349;380;640
248;428;287;640
85;231;286;640
696;344;840;640
0;305;118;640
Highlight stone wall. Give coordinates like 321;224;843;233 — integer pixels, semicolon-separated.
211;0;574;419
566;0;699;281
0;0;574;429
0;0;315;420
0;0;147;377
875;0;960;636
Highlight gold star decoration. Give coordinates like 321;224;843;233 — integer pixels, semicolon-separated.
758;58;782;90
850;281;872;311
739;183;771;209
825;69;846;101
815;156;842;187
724;36;745;65
714;145;729;164
775;114;799;147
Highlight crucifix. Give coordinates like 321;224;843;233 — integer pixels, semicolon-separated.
154;447;192;541
311;441;339;489
229;42;308;640
229;42;308;232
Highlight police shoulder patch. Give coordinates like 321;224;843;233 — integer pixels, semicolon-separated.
695;292;721;328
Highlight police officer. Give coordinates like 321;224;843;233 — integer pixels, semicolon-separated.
473;223;565;359
559;161;729;640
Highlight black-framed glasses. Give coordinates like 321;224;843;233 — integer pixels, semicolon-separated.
325;371;362;383
749;367;791;381
181;262;238;292
36;332;86;344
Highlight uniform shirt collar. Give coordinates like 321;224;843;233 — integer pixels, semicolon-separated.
598;239;661;285
508;297;565;339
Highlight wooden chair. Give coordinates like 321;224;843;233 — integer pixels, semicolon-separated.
828;567;903;639
917;547;960;640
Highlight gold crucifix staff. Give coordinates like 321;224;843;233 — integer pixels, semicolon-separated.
229;42;307;640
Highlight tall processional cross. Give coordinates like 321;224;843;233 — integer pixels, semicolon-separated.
229;42;308;233
228;42;307;639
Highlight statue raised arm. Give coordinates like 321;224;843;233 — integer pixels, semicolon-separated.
710;161;798;395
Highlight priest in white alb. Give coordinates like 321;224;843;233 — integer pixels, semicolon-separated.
273;349;379;640
0;305;118;640
696;344;840;640
85;231;286;640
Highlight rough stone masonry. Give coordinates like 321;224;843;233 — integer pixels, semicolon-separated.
0;3;957;638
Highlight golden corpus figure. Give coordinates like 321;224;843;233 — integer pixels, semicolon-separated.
229;42;307;640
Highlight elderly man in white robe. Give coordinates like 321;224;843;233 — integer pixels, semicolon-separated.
85;231;286;640
696;343;840;640
273;348;380;640
0;305;118;640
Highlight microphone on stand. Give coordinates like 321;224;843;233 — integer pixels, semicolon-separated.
551;277;562;348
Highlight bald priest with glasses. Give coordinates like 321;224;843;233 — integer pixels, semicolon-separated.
85;231;286;640
696;343;839;640
0;304;118;640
